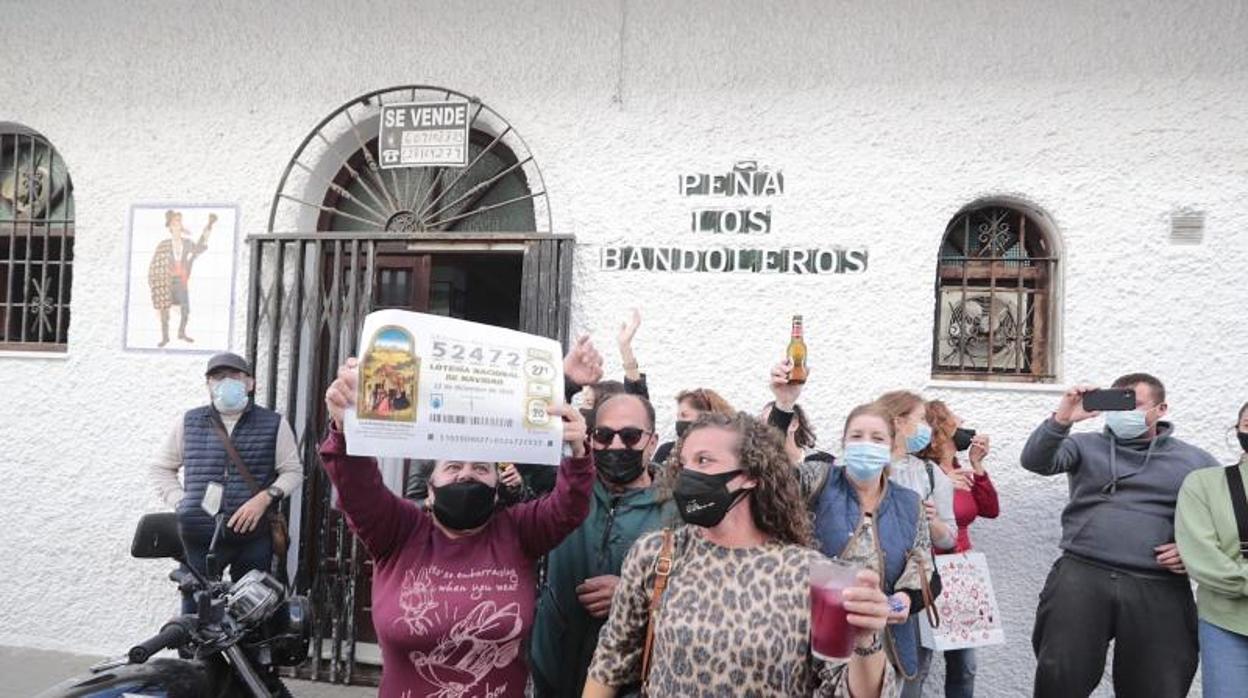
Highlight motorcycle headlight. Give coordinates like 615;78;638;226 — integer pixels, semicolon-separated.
267;596;313;667
226;570;284;627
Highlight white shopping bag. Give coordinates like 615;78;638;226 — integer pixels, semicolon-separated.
919;552;1006;651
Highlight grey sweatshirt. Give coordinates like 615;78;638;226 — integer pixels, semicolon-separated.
1021;416;1217;574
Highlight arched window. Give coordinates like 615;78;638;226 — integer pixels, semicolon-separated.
932;201;1059;382
0;124;74;352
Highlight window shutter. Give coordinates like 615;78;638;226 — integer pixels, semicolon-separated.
519;237;574;348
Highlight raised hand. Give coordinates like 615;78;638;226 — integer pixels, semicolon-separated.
499;463;523;491
617;308;641;349
324;358;359;429
968;433;991;472
563;335;604;387
769;359;804;410
1054;384;1101;426
549;403;588;457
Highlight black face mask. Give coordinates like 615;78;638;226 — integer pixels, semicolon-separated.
675;420;693;438
431;480;497;531
953;427;976;452
594;448;646;485
674;469;750;528
1238;430;1248;454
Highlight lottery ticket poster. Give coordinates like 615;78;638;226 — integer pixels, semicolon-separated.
918;552;1006;651
344;310;565;465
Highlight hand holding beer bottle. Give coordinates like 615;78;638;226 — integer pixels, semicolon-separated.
770;359;806;411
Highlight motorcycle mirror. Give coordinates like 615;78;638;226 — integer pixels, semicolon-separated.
130;513;186;563
200;482;223;517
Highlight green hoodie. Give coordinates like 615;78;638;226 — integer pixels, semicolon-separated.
530;477;674;697
1175;459;1248;636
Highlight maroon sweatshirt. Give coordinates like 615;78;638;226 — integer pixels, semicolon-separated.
319;428;593;698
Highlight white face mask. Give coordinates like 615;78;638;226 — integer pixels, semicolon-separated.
1105;409;1149;439
211;378;249;414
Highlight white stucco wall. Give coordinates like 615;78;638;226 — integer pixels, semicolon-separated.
2;1;1246;695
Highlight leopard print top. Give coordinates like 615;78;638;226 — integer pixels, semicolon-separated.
587;526;898;697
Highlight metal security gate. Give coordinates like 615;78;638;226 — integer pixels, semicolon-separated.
243;230;573;684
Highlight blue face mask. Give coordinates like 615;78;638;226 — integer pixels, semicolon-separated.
1105;409;1149;440
212;378;250;414
906;422;932;454
843;441;892;482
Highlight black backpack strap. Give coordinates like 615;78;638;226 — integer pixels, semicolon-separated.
1226;464;1248;559
925;460;936;497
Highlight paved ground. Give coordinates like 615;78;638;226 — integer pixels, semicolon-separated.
1;645;375;697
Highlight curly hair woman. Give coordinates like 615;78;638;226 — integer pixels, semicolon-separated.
584;412;895;697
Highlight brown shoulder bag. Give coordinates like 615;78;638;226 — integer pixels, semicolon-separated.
638;529;675;694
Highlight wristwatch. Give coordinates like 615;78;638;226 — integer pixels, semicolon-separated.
853;632;883;657
266;486;283;500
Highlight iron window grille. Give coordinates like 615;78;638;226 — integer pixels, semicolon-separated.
0;126;74;352
931;203;1058;383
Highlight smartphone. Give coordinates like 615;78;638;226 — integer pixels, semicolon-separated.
1082;388;1136;412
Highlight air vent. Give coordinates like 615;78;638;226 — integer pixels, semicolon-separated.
1170;211;1205;245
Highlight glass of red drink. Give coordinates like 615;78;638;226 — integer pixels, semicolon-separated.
810;557;862;661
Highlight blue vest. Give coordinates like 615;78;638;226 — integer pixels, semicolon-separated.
812;466;923;676
176;405;281;542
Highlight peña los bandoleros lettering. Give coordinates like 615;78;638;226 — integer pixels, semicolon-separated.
600;245;868;274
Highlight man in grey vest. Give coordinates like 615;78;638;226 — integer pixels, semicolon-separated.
1022;372;1217;698
150;352;302;611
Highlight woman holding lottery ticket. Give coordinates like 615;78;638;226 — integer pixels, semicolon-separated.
322;357;594;698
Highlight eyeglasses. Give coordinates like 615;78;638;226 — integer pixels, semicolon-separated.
591;426;651;448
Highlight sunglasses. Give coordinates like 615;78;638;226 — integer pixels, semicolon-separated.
591;426;651;448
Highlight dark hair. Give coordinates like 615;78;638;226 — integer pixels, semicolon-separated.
675;388;735;416
590;380;627;401
594;393;656;431
763;401;817;449
1238;402;1248;424
1112;373;1166;405
668;411;812;547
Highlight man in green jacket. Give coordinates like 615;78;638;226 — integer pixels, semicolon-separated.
1175;401;1248;698
530;393;674;697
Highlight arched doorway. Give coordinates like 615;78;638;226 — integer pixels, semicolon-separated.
247;86;572;685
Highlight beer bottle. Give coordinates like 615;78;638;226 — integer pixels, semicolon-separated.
787;315;808;384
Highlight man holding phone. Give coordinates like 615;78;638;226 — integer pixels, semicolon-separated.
1021;373;1217;698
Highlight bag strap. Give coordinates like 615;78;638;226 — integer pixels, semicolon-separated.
209;413;264;496
640;529;675;688
925;460;936;497
913;549;940;629
1226;464;1248;559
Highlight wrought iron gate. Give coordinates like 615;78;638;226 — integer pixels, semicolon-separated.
243;230;573;684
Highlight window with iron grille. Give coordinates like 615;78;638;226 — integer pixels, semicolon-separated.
0;125;74;352
931;202;1059;383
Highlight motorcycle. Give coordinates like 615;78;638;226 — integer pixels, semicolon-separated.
37;496;311;698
